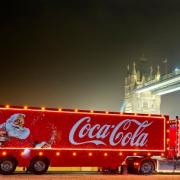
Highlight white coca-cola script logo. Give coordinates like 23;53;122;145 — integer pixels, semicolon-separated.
69;117;152;147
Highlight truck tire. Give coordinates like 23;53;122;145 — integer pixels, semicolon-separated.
0;157;17;175
29;157;49;175
139;160;154;174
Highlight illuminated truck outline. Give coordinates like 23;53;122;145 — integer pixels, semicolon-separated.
0;105;178;175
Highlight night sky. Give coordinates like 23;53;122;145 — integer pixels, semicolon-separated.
0;0;179;117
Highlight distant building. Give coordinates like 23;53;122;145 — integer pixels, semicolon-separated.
124;60;161;114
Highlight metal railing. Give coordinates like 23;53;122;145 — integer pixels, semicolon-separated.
136;69;180;89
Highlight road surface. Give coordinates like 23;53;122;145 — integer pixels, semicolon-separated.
0;173;180;180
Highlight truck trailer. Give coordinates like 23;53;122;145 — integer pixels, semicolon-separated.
0;105;179;175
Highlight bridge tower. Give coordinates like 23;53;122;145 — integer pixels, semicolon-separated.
124;62;161;114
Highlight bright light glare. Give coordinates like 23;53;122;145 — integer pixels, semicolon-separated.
135;76;180;93
175;67;179;71
156;86;180;95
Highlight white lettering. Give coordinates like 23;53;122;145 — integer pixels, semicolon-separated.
69;117;152;148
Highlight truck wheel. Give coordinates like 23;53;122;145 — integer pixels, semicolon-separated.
29;157;49;175
140;160;154;174
0;157;17;175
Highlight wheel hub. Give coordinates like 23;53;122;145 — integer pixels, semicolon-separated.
141;162;152;173
34;161;46;172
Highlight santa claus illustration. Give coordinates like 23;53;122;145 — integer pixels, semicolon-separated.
0;113;30;145
0;113;55;149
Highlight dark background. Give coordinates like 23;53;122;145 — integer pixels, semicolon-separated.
0;0;179;117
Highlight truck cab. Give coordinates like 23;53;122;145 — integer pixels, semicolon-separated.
156;116;180;173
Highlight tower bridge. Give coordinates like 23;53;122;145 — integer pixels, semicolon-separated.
122;62;180;114
134;69;180;96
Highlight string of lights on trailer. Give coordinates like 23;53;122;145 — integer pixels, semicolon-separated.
0;104;173;160
1;104;168;117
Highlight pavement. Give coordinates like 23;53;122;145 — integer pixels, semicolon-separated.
0;173;180;180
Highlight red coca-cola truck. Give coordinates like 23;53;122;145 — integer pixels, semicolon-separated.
0;105;179;175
